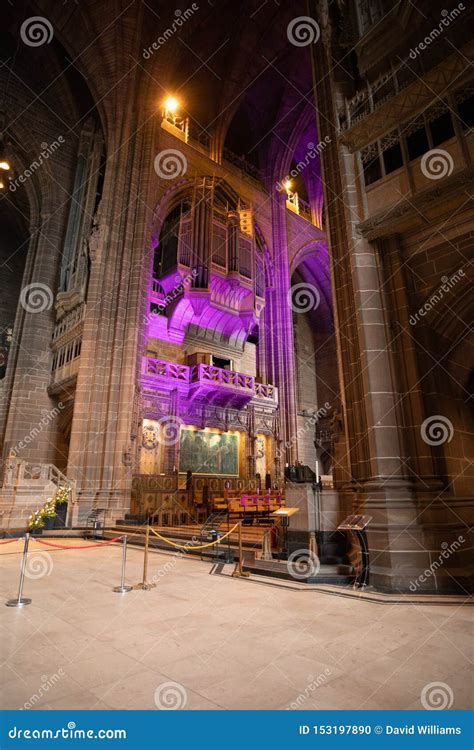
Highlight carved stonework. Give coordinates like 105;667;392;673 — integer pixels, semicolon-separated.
88;209;108;265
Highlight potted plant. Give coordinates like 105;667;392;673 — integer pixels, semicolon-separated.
27;487;70;534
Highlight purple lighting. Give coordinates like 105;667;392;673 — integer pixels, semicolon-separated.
148;269;260;347
142;357;278;409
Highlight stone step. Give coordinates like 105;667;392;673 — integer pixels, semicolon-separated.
247;557;354;584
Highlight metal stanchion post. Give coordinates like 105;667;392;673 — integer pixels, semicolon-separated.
113;535;133;593
135;526;156;590
6;533;32;607
232;522;250;578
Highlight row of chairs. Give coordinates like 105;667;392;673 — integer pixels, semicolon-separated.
213;493;285;515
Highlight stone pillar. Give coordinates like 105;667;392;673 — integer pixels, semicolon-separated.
67;114;154;524
269;193;299;466
0;210;69;467
308;1;439;591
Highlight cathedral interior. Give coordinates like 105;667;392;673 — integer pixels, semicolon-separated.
0;0;473;715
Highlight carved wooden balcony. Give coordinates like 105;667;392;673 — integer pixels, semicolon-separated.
141;357;278;409
188;364;254;407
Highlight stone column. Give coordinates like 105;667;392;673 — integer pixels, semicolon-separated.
67;113;154;524
269;193;299;466
0;210;69;467
308;0;435;591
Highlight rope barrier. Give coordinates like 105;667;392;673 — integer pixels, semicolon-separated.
149;522;240;550
0;538;19;545
112;526;150;539
34;537;122;550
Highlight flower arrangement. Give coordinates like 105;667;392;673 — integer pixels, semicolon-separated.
27;486;70;530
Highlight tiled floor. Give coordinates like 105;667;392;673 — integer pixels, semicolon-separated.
0;543;472;710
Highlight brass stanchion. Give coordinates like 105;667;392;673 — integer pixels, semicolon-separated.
261;529;273;561
113;535;133;593
232;522;250;578
134;526;156;590
6;533;32;607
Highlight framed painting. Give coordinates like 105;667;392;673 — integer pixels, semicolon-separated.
179;429;239;476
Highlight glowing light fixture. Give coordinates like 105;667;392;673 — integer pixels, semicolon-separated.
0;179;4;189
164;96;179;114
161;95;188;143
284;180;292;192
0;111;10;170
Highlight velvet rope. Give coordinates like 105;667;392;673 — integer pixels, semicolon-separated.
34;536;122;550
0;538;19;545
149;523;240;550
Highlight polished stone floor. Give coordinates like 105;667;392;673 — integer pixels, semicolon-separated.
0;542;472;710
